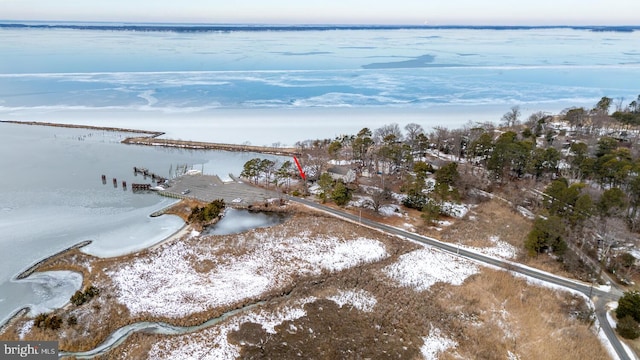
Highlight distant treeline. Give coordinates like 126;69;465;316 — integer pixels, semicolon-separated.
1;23;637;33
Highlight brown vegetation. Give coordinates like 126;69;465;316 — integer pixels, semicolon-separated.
163;198;207;221
0;206;611;359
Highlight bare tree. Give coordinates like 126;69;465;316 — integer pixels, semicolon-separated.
374;123;403;144
429;126;451;153
615;97;625;112
563;107;588;131
501;105;521;128
404;123;425;153
364;176;392;213
298;139;330;181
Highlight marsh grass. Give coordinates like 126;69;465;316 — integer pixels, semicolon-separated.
0;206;610;359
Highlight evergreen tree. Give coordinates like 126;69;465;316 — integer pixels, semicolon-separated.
331;180;351;206
525;216;566;256
616;291;640;323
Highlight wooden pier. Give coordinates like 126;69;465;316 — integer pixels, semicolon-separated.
100;167;158;192
132;183;151;191
133;166;167;184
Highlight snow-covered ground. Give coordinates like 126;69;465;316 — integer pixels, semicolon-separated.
420;327;457;359
327;289;377;312
440;202;470;219
383;247;479;292
107;233;388;318
469;236;518;260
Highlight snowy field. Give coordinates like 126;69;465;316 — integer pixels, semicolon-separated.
132;227;523;359
107;232;388;318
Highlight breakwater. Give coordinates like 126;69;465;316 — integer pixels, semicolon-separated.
122;136;299;156
0;120;163;137
15;240;92;280
2;120;300;156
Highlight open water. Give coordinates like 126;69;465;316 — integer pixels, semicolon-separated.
1;23;639;326
1;24;639;145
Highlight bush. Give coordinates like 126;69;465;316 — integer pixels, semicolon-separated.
188;199;225;224
421;200;441;225
402;193;427;210
34;313;48;328
70;290;85;306
616;290;640;322
71;285;100;306
34;313;62;330
524;216;566;257
617;316;640;339
331;181;351;206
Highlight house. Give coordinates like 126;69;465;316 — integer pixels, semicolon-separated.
327;165;356;183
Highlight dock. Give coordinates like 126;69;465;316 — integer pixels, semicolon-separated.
133;166;167;183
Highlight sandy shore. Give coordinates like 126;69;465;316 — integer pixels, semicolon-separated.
149;224;193;251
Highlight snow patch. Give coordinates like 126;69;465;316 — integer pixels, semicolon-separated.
471;236;518;259
18;320;33;340
516;206;535;220
440;202;469;219
149;299;314;359
378;204;402;217
421;327;457;359
384;248;479;291
327;289;377;312
108;235;387;318
507;351;521;360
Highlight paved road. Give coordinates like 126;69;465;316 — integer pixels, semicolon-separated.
289;196;631;360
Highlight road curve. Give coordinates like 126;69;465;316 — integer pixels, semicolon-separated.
289;196;631;360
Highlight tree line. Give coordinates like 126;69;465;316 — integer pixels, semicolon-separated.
239;94;640;339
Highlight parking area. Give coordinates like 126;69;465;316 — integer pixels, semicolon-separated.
159;174;281;207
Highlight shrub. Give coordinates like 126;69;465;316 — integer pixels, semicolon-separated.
188;199;225;224
70;285;100;306
617;316;640;339
34;313;62;330
524;216;566;257
45;315;62;330
34;313;48;328
331;181;351;206
402;193;427;210
71;290;85;306
616;290;640;322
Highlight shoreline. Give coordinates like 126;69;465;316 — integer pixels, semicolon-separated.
148;223;192;251
15;240;93;280
0;308;28;335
